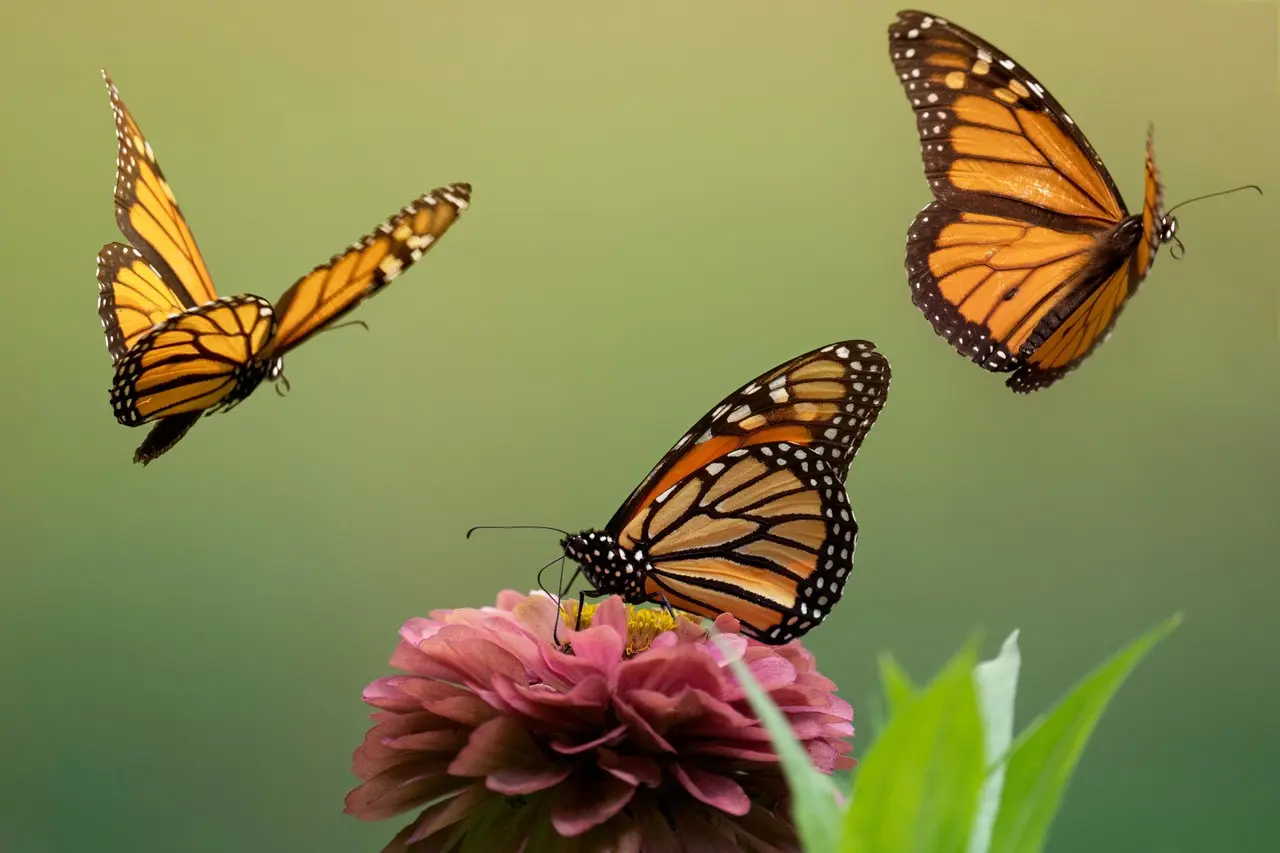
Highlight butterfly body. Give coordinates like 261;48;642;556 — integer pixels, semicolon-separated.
889;10;1176;391
561;531;649;602
561;341;891;644
97;71;470;463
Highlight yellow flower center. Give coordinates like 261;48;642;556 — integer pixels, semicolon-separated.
561;602;700;656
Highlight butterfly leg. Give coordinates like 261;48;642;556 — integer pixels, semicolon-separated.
553;588;609;652
573;589;610;631
651;591;678;622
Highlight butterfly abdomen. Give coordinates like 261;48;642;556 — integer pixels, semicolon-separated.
562;530;650;602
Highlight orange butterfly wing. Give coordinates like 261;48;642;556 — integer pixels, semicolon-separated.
103;71;218;310
110;295;277;464
97;242;187;364
889;11;1170;391
263;184;471;359
602;341;891;642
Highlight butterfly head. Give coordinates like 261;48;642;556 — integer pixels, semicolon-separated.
264;356;294;397
1157;214;1178;245
561;529;648;602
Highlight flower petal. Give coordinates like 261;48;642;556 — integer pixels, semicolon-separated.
549;723;628;755
707;632;748;666
625;688;755;739
613;647;723;696
662;797;746;852
597;749;662;788
448;716;537;773
344;759;468;821
590;595;629;634
495;589;531;611
563;623;626;671
673;763;751;816
390;680;502;727
419;631;530;686
489;674;610;729
362;677;429;713
510;592;562;642
550;769;637;837
629;797;681;853
611;696;677;753
447;716;572;796
405;782;492;844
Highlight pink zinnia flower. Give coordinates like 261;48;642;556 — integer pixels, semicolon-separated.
345;591;854;852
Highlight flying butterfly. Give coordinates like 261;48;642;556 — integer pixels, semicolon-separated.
97;71;470;463
557;341;891;644
888;10;1181;392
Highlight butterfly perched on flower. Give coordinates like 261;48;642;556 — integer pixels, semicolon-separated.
559;341;891;644
887;10;1177;392
96;71;471;464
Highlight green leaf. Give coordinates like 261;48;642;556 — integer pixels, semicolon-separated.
879;652;920;717
718;635;843;852
843;640;987;853
988;613;1183;853
968;630;1022;853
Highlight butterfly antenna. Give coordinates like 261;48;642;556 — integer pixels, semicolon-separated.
1166;184;1262;216
466;524;571;539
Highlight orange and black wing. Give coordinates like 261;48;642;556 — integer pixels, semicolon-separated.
888;11;1150;391
1006;131;1167;392
97;242;187;364
262;184;471;359
606;341;891;642
110;295;276;464
103;71;219;314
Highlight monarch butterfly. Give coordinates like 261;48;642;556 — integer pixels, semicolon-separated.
559;341;891;644
97;71;470;464
888;10;1176;392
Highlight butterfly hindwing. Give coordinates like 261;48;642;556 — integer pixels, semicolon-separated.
263;184;471;359
103;71;218;310
1007;135;1169;391
605;341;891;642
110;295;277;429
634;440;860;643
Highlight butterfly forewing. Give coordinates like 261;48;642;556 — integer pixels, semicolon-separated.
263;184;471;358
103;71;219;310
888;11;1126;226
111;295;276;426
97;242;187;365
605;341;891;643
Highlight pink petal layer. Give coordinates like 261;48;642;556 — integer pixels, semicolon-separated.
674;763;751;816
550;770;637;837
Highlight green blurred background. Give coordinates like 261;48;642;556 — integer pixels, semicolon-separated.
1;0;1276;849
